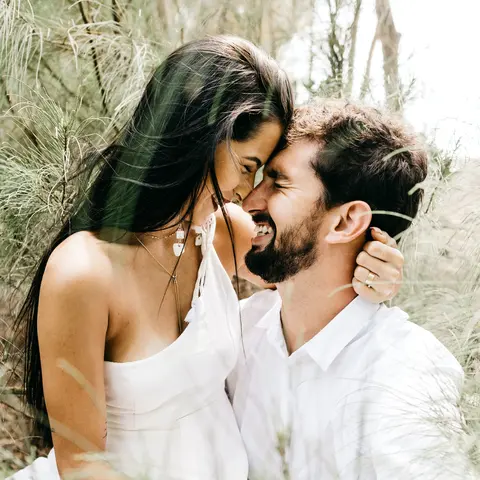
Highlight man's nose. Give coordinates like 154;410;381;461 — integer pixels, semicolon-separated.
242;181;267;214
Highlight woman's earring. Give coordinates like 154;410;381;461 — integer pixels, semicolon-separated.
173;225;186;257
193;225;203;247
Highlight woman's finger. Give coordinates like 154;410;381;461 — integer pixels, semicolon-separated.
362;240;404;267
352;277;385;302
352;276;395;302
353;265;372;284
353;265;396;297
356;251;401;280
370;227;398;248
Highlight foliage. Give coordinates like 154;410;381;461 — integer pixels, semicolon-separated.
0;0;478;476
392;154;480;468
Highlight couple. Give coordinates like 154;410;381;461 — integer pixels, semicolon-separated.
9;36;464;479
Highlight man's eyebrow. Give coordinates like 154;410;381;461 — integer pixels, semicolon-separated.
265;168;289;181
243;156;262;168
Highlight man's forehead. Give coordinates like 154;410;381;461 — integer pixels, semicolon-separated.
267;140;318;173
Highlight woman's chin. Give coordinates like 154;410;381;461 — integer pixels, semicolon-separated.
193;193;233;225
192;198;216;225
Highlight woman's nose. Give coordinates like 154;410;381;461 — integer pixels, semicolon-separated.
234;176;254;204
242;182;267;214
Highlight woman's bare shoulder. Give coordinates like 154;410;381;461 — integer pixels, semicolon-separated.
37;232;122;331
36;231;115;350
44;231;113;291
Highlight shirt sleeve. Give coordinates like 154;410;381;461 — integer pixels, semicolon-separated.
332;334;474;479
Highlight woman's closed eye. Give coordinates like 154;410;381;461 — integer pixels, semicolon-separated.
241;164;255;175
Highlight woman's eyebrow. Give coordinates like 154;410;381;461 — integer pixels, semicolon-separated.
243;156;262;168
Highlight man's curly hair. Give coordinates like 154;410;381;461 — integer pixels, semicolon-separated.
286;100;428;238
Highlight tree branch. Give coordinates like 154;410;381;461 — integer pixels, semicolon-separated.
325;0;344;97
40;57;92;109
305;0;316;94
1;79;13;110
0;398;33;419
78;0;110;119
360;23;379;100
1;387;25;396
111;0;122;24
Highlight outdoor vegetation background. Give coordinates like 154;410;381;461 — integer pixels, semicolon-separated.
0;0;479;477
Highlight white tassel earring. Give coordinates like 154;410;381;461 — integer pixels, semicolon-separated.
193;225;203;247
173;224;186;257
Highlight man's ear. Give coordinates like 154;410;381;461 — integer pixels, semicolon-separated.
325;201;372;244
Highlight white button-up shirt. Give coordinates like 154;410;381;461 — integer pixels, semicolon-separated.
228;290;471;480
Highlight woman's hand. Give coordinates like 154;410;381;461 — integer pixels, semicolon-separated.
353;227;403;303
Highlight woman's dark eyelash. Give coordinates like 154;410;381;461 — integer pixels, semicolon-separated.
274;183;283;189
243;166;254;174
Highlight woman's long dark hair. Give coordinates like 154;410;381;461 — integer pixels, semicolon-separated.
14;35;293;448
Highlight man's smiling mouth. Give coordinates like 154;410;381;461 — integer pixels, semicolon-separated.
251;215;276;248
254;224;274;237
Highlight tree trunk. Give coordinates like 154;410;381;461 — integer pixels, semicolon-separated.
375;0;402;111
345;0;362;97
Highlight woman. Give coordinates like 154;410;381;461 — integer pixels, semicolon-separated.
11;36;402;479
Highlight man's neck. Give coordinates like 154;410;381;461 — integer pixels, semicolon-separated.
277;249;357;354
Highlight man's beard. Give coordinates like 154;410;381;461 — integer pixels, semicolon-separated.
245;207;324;284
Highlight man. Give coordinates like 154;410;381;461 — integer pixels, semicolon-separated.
228;101;471;479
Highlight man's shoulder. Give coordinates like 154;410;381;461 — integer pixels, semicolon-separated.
334;304;464;426
365;303;463;380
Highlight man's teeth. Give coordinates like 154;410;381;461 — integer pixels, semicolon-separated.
254;224;273;236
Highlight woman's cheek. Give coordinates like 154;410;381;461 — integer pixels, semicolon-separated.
228;172;243;193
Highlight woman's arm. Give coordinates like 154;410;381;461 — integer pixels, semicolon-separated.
37;240;115;478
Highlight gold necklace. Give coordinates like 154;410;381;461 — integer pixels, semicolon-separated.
134;234;184;334
143;227;179;242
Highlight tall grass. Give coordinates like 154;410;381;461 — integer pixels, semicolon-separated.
394;153;480;468
0;0;479;477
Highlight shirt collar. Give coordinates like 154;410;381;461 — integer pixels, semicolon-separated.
254;292;287;356
300;296;381;370
255;290;282;328
256;293;382;370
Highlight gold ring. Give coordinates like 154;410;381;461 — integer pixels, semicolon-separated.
364;271;376;289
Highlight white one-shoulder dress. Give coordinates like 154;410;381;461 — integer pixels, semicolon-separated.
9;215;248;480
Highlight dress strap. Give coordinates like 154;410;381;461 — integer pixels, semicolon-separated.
191;214;216;305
